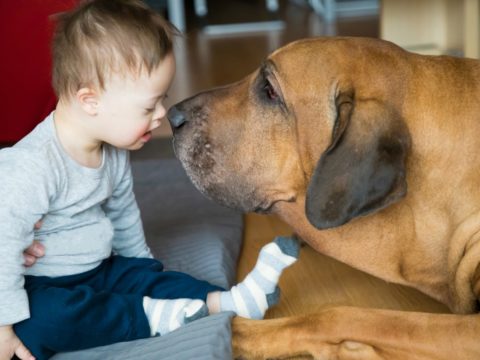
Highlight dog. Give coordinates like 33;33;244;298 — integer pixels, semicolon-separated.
167;36;480;359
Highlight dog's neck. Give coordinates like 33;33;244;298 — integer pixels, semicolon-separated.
274;194;478;311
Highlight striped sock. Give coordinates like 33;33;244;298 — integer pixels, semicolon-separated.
219;236;299;319
143;297;208;336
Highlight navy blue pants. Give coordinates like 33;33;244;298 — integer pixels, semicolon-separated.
14;256;223;360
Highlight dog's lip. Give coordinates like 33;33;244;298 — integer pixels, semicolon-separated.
253;199;278;214
254;206;272;214
254;191;297;214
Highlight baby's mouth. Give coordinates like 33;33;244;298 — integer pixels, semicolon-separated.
140;131;152;142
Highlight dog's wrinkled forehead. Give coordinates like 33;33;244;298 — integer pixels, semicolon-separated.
266;43;339;106
263;43;342;170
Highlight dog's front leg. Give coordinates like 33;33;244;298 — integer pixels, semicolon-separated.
232;306;480;360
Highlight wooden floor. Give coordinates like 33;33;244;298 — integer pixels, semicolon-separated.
239;214;449;321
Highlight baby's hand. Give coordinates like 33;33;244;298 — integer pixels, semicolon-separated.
0;325;35;360
23;220;45;267
23;240;45;267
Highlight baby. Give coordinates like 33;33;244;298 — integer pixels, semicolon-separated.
0;1;299;359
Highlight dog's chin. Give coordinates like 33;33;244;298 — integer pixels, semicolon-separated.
173;135;273;213
180;159;271;213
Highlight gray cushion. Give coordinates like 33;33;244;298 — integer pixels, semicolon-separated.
134;159;243;289
53;159;243;360
52;312;235;360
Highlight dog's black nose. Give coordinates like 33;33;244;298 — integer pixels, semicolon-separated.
167;106;187;129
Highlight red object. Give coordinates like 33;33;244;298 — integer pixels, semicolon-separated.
0;0;78;144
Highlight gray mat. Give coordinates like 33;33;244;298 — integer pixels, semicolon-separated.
53;158;243;360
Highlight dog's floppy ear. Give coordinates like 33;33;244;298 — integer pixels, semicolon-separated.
305;93;411;230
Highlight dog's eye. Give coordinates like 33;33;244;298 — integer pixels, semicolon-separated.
263;80;279;101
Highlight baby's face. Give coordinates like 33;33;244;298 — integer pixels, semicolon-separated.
94;52;176;150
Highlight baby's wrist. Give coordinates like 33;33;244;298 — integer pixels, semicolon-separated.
0;324;14;333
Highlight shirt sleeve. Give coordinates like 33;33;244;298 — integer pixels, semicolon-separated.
103;152;153;259
0;149;52;326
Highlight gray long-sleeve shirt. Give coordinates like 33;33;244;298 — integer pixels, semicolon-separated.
0;112;152;326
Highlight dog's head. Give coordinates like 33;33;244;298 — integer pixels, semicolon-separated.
168;37;411;229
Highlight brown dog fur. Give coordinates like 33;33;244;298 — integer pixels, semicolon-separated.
168;37;480;359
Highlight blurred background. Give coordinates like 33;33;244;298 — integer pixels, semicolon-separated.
1;0;478;145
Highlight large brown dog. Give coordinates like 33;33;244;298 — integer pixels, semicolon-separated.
167;37;480;359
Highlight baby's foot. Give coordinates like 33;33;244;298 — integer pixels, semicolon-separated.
219;236;299;319
143;297;208;336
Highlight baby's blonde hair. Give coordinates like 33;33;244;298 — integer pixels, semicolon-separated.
52;0;177;99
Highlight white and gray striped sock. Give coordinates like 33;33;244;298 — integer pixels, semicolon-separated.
219;236;299;319
143;297;208;336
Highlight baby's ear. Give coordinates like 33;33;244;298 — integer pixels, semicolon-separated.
76;87;99;116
